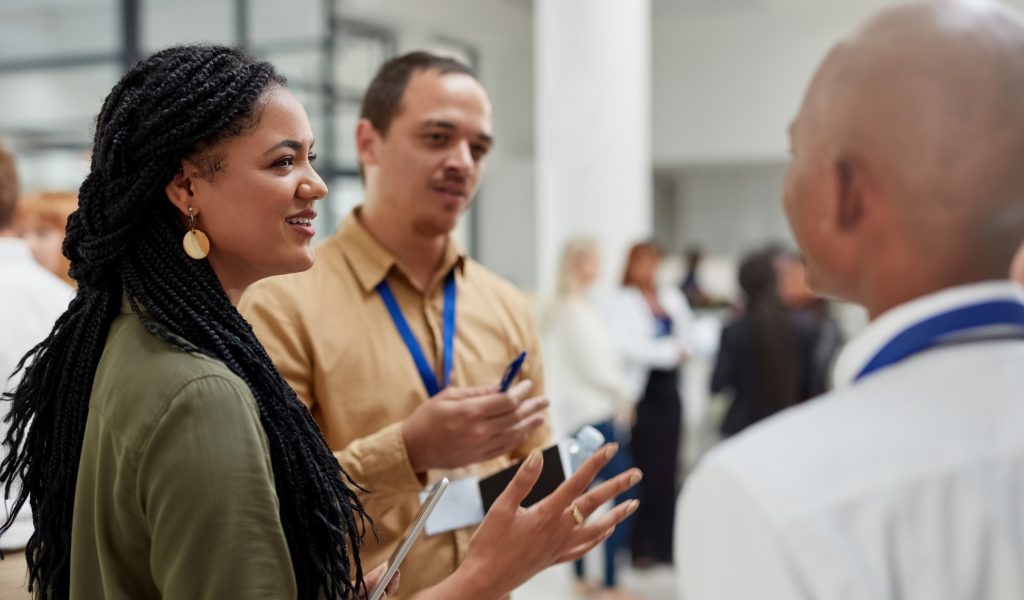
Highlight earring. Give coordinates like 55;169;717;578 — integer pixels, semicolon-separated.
182;206;210;260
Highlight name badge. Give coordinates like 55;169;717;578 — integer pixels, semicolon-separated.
420;477;484;536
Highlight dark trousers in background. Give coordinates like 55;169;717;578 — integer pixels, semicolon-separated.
630;368;682;565
572;419;638;588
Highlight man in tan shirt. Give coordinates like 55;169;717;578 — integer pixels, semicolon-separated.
239;52;551;597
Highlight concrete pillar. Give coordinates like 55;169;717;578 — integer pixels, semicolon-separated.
534;0;652;292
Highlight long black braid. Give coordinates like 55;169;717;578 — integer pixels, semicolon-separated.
0;45;370;599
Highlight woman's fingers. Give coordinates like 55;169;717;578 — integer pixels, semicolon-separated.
490;448;543;514
542;443;619;510
559;499;639;560
572;468;642;516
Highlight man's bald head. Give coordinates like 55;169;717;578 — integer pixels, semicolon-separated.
785;0;1024;313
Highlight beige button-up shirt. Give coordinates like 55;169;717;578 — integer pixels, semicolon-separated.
240;210;549;598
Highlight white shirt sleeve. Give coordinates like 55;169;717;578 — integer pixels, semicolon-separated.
677;457;811;600
605;290;683;369
558;302;631;407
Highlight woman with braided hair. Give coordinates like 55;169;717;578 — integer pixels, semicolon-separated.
0;45;639;599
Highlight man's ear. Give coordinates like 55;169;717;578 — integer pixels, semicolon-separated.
355;118;381;167
833;158;867;232
164;159;197;216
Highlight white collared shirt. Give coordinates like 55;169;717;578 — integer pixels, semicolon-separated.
677;281;1024;600
0;238;73;550
605;285;695;400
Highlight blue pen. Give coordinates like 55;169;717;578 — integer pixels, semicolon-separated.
499;351;527;392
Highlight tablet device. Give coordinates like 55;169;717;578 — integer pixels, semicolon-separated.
368;477;450;600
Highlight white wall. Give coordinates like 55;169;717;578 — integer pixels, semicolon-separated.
652;7;848;165
674;162;794;257
534;0;653;294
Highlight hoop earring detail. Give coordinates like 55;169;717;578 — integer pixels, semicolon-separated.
183;206;210;260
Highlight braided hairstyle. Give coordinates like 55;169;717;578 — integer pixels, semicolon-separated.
0;45;369;599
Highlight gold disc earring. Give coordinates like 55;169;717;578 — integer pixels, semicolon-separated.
182;206;210;260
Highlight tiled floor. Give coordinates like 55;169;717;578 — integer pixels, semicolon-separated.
514;557;678;599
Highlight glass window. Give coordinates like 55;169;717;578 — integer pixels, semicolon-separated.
0;0;118;62
143;0;235;51
15;148;91;193
333;101;361;170
250;0;325;45
0;63;121;150
265;48;322;89
334;25;392;96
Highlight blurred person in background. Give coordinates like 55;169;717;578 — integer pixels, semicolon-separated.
679;1;1024;597
776;249;844;395
0;146;73;595
544;238;642;600
16;191;78;286
710;252;814;437
608;241;693;569
679;247;710;308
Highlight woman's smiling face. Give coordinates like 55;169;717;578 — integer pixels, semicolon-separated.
169;86;328;295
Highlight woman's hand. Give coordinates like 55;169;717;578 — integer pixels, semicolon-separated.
358;562;399;600
433;443;642;599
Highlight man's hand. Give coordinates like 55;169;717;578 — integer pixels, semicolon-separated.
401;380;548;473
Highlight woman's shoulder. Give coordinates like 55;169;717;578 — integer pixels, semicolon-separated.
91;312;255;439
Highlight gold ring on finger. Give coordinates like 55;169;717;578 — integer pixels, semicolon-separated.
571;503;585;526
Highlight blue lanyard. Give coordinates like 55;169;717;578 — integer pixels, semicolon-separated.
855;299;1024;382
377;272;457;396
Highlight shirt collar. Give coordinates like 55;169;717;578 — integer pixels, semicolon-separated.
833;280;1024;389
0;237;34;263
332;206;465;294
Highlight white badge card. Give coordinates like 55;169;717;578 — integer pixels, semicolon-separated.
421;476;484;536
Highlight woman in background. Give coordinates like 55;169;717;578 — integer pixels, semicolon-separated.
775;249;844;396
16;191;77;286
0;44;640;600
544;238;640;600
608;241;693;568
711;252;815;437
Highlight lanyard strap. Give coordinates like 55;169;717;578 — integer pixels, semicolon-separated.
377;272;457;396
855;299;1024;382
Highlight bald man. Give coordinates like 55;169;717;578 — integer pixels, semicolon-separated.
678;1;1024;598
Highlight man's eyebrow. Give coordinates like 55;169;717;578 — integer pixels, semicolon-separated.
420;120;494;145
262;139;315;155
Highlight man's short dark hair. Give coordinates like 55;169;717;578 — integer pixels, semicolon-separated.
360;51;477;137
0;143;19;230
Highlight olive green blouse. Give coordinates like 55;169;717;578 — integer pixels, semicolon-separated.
69;299;296;599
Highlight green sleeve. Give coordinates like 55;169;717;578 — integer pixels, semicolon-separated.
138;374;297;599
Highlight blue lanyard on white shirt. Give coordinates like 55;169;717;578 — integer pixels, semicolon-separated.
855;299;1024;382
377;272;457;396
